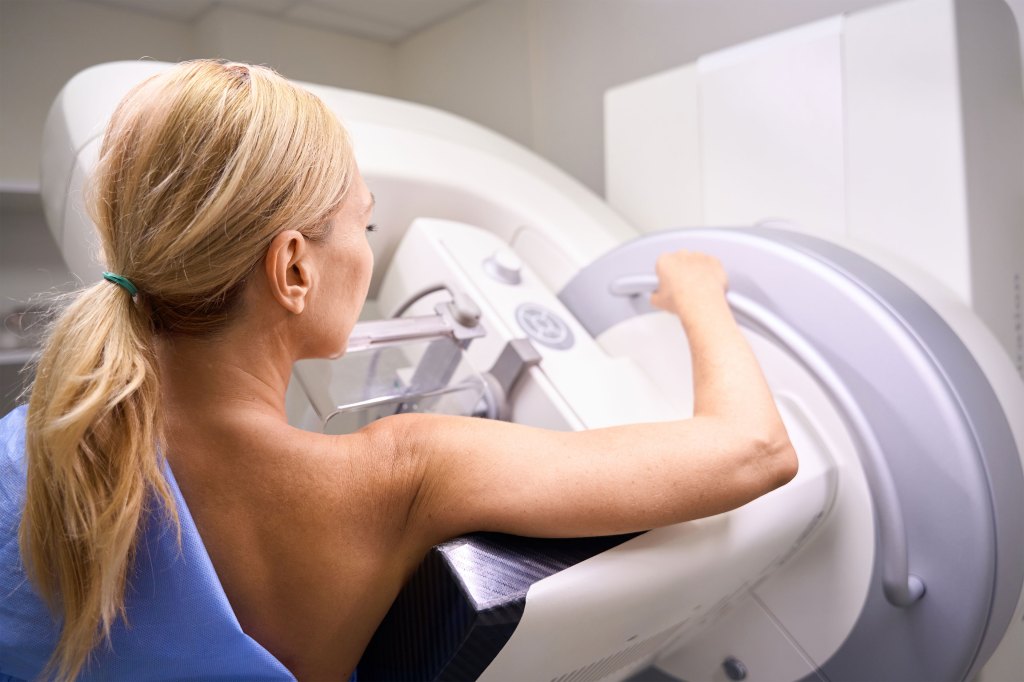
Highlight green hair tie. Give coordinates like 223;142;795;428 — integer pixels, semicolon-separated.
102;272;138;297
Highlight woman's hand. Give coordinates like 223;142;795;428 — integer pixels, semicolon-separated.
650;250;729;320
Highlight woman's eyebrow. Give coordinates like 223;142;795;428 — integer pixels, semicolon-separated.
364;192;376;215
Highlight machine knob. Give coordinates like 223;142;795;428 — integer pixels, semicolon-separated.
483;248;523;285
722;656;748;681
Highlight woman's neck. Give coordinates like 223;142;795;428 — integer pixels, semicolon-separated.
157;318;296;425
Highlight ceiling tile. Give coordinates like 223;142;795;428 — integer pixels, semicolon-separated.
77;0;214;22
308;0;482;31
217;0;297;15
75;0;484;42
285;3;407;42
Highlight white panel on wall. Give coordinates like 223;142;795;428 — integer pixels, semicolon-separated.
605;65;702;233
843;0;970;303
698;17;846;236
950;0;1024;377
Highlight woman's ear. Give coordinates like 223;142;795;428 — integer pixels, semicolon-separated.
265;230;312;314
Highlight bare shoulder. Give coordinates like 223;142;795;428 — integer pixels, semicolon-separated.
262;420;422;542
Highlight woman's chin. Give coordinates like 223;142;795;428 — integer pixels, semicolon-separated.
325;339;350;360
298;340;348;361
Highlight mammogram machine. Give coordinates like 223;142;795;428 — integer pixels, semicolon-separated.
39;1;1024;680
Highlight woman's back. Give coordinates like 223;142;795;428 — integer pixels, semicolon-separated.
159;402;424;679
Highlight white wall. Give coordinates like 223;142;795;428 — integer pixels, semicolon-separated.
395;0;1024;195
396;0;532;148
0;0;193;185
394;0;903;194
0;0;395;188
3;0;1023;197
195;6;394;97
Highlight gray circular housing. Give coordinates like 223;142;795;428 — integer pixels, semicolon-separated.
515;303;575;350
557;227;1023;682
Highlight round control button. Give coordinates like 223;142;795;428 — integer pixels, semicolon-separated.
515;303;574;350
483;248;523;285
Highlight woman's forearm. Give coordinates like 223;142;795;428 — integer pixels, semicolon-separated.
679;295;770;417
675;292;796;474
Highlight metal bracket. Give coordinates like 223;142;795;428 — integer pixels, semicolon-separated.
482;339;543;420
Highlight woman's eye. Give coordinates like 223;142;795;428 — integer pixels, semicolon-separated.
365;223;377;233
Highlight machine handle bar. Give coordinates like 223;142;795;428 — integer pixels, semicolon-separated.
346;299;485;354
611;274;925;607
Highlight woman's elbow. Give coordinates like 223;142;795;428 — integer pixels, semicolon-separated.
728;427;798;504
755;429;799;493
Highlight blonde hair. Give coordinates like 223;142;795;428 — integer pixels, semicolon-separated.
20;59;355;680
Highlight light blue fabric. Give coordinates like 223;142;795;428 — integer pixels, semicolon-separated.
0;405;296;681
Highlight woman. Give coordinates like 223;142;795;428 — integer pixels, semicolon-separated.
1;60;796;681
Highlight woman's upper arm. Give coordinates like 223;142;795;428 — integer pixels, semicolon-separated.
367;412;795;548
352;252;802;551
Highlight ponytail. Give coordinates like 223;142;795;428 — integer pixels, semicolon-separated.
18;57;354;680
20;282;176;681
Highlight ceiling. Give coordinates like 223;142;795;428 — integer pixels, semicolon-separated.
76;0;484;43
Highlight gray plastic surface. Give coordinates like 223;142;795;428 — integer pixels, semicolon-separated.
558;227;1023;681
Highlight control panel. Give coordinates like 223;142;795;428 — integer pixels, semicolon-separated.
375;218;679;430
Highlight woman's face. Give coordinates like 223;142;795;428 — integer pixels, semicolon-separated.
305;168;376;358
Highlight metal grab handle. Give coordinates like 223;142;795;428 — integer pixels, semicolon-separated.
346;315;458;353
346;300;484;354
609;274;662;297
610;274;926;607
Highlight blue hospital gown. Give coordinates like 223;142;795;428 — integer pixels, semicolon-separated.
0;405;296;681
